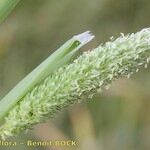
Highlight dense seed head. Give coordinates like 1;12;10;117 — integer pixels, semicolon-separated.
0;28;150;139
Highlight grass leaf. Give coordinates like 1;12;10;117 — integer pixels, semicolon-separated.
0;31;94;124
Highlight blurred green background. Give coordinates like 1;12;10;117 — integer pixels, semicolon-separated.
0;0;150;150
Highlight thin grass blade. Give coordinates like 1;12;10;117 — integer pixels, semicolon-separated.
0;31;94;123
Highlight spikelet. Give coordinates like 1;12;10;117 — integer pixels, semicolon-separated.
0;28;150;139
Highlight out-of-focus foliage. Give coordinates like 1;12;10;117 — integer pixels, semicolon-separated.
0;0;20;24
0;0;150;150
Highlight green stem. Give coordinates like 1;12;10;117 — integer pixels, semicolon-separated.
0;0;20;24
0;31;94;124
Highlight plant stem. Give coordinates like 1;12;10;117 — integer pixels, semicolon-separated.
0;31;94;124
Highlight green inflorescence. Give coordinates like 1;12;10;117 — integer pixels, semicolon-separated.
0;28;150;139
